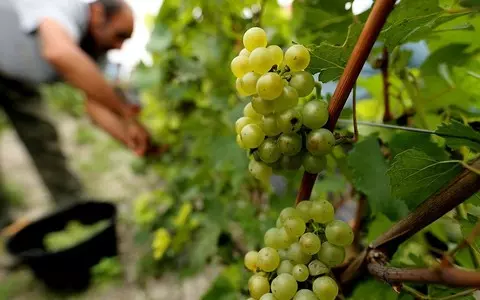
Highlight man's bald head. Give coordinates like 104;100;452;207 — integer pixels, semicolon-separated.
88;0;134;52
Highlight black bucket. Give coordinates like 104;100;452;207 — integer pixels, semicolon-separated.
5;201;118;293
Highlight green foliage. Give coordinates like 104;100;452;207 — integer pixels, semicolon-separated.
435;119;480;152
388;149;463;209
348;135;407;220
132;0;480;298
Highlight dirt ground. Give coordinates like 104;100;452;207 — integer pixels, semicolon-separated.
0;114;221;300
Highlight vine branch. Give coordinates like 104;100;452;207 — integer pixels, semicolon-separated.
340;158;480;285
295;0;397;203
368;261;480;288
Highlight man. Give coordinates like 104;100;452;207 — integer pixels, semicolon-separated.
0;0;150;228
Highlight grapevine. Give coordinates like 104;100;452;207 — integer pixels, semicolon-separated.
244;199;353;299
231;27;335;184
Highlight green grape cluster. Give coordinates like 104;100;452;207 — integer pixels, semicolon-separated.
244;199;353;300
230;27;335;183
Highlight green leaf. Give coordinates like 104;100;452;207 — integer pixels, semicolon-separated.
201;264;244;300
435;119;480;152
389;132;449;161
366;213;395;243
348;135;408;220
146;23;173;53
349;279;408;300
428;285;475;299
188;223;222;271
387;149;463;209
307;23;363;83
380;0;468;49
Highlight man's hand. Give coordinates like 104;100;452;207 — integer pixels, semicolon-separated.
125;119;149;156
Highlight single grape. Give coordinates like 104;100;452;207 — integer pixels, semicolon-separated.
293;289;317;300
274;86;299;113
310;200;334;224
279;207;301;224
244;250;259;271
308;259;329;276
289;71;315;97
243;27;267;52
302;153;326;174
244;102;263;120
325;220;354;247
257;247;280;272
252;96;275;115
249;274;270;299
258;138;282;164
248;159;272;182
236;134;246;149
299;232;321;255
260;293;278;300
264;228;284;249
284;216;306;238
271;273;298;300
241;124;265;149
277;109;303;133
278;249;288;260
302;100;329;129
306;129;335;156
291;264;309;282
268;45;284;67
278;227;296;249
235;117;255;134
317;241;345;267
277;260;294;274
236;78;249;96
278;133;302;156
312;276;338;300
231;56;252;78
241;72;261;95
239;48;250;57
284;45;310;71
262;114;282;137
280;153;303;171
287;242;312;265
250;47;275;74
295;201;312;222
276;217;283;228
257;73;284;100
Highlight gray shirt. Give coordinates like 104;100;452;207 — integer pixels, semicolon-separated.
0;0;96;85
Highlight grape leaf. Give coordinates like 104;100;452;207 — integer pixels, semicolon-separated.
188;223;221;272
379;0;468;49
349;279;413;300
435;119;480;152
201;264;243;300
387;149;463;209
428;285;476;299
366;213;395;243
307;23;363;83
389;132;449;161
348;136;408;220
292;0;366;46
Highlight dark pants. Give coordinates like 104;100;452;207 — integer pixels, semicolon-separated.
0;75;84;227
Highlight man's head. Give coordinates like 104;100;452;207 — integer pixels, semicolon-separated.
88;0;134;53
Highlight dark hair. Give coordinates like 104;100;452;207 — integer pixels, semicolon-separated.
95;0;124;19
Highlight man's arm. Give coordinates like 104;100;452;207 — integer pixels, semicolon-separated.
37;18;132;119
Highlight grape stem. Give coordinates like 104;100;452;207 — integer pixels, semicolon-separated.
295;0;397;204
